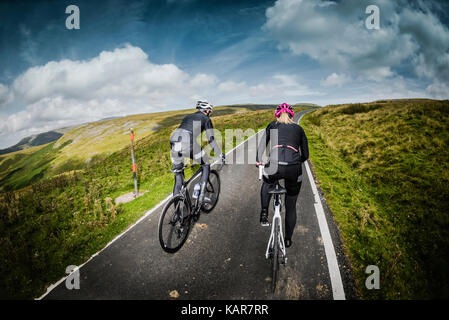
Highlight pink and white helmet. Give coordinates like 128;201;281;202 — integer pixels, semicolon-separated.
275;103;294;119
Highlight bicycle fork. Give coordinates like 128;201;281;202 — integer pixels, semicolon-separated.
265;196;287;264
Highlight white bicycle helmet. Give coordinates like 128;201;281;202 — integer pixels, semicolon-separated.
196;100;213;111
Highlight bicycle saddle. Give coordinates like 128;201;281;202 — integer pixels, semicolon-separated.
268;184;287;194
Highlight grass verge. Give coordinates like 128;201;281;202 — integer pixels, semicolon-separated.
301;99;449;299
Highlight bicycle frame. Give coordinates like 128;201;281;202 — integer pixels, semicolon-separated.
259;165;287;263
178;160;221;215
179;184;193;211
265;193;287;262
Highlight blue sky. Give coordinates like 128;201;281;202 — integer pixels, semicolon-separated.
0;0;449;148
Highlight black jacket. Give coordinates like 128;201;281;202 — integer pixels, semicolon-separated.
178;111;214;136
257;121;309;165
171;111;221;155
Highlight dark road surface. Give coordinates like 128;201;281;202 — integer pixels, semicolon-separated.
43;110;357;300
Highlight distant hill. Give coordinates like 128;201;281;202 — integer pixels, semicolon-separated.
0;105;267;191
0;131;64;155
219;103;319;110
0;104;318;156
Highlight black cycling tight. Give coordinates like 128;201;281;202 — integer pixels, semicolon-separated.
260;163;302;240
173;164;210;196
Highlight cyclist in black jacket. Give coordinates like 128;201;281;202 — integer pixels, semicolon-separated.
170;100;224;204
256;103;309;248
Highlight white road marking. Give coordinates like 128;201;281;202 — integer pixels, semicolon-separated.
36;192;172;300
298;112;346;300
36;123;264;300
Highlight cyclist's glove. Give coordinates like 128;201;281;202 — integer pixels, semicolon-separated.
220;153;226;162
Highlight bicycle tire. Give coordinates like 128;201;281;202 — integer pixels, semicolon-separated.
271;218;280;292
158;195;192;253
201;170;220;213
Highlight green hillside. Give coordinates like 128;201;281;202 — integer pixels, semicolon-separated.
0;106;251;192
0;106;310;299
301;99;449;299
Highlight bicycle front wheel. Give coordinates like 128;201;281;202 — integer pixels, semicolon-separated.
158;195;192;253
202;170;220;213
271;218;280;292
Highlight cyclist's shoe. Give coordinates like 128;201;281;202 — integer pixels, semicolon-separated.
201;196;212;212
285;238;292;248
203;196;212;204
260;209;269;227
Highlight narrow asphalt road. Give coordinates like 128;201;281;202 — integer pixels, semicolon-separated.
44;109;357;300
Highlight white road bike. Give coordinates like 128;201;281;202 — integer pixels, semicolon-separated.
259;165;287;292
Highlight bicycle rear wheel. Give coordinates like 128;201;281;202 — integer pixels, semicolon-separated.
271;218;280;292
158;195;192;253
202;170;220;213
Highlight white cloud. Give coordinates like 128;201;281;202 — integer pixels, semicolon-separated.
250;74;322;98
11;45;190;107
264;0;449;96
321;73;351;87
0;84;12;108
0;45;325;148
263;0;411;80
426;82;449;100
218;81;247;93
0;44;217;142
314;75;431;106
190;73;219;89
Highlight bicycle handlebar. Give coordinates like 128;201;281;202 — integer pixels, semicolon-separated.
258;164;265;181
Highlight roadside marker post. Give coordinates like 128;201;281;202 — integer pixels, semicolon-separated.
130;128;139;198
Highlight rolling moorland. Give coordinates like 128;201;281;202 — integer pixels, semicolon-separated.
301;99;449;299
1;99;447;300
0;105;277;192
0;105;312;299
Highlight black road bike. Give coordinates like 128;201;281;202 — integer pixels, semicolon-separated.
158;160;223;253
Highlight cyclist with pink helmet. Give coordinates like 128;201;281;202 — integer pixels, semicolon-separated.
256;103;309;248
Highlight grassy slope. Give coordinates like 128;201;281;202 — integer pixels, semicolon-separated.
0;107;309;299
301;99;449;299
0;107;247;192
